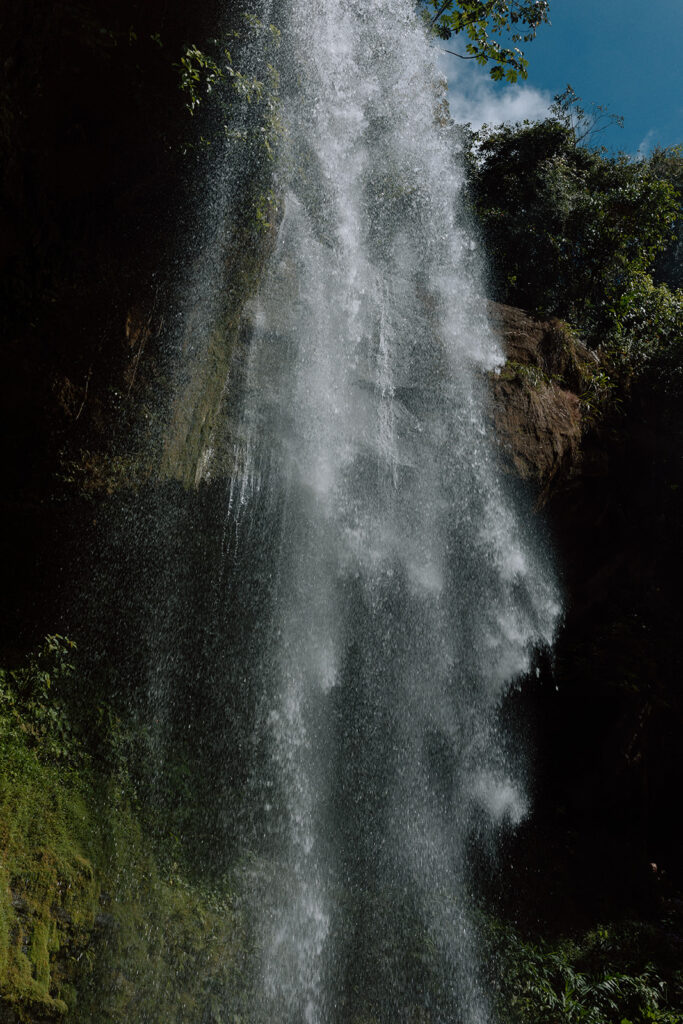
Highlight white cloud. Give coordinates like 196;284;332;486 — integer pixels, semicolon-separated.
636;128;656;160
438;56;552;130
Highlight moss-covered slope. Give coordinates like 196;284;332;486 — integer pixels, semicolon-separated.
0;638;252;1024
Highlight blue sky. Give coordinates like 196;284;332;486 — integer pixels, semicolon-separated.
441;0;683;155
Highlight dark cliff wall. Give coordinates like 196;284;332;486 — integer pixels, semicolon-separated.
488;303;683;925
1;0;225;470
0;0;281;653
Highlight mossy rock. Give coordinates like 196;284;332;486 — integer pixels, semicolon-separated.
1;644;252;1023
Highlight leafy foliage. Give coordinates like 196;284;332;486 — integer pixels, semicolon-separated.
471;118;678;333
487;922;683;1024
649;145;683;291
0;639;251;1022
418;0;550;81
0;635;81;768
463;93;683;404
601;274;683;391
176;14;281;159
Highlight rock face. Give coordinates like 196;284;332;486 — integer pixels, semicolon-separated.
485;303;683;928
487;303;597;506
0;0;278;651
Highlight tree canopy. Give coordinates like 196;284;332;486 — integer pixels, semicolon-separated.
463;96;683;399
418;0;550;81
467;101;679;326
649;144;683;291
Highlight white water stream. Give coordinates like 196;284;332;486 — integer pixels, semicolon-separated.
220;1;560;1020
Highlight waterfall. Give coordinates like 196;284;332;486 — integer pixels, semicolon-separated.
215;1;561;1020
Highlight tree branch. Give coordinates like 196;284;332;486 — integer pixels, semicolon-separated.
430;0;454;25
439;47;479;59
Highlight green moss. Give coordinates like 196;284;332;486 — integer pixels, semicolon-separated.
29;920;51;993
0;640;252;1023
159;187;283;489
0;718;99;1020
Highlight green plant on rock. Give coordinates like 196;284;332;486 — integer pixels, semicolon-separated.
496;359;555;389
1;640;253;1022
577;365;618;424
177;14;282;161
0;709;100;1018
0;635;81;769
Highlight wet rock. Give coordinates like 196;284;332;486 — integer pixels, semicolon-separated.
488;302;596;505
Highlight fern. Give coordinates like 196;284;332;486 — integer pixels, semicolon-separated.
485;920;683;1024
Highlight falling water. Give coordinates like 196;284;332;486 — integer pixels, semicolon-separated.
215;1;560;1021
